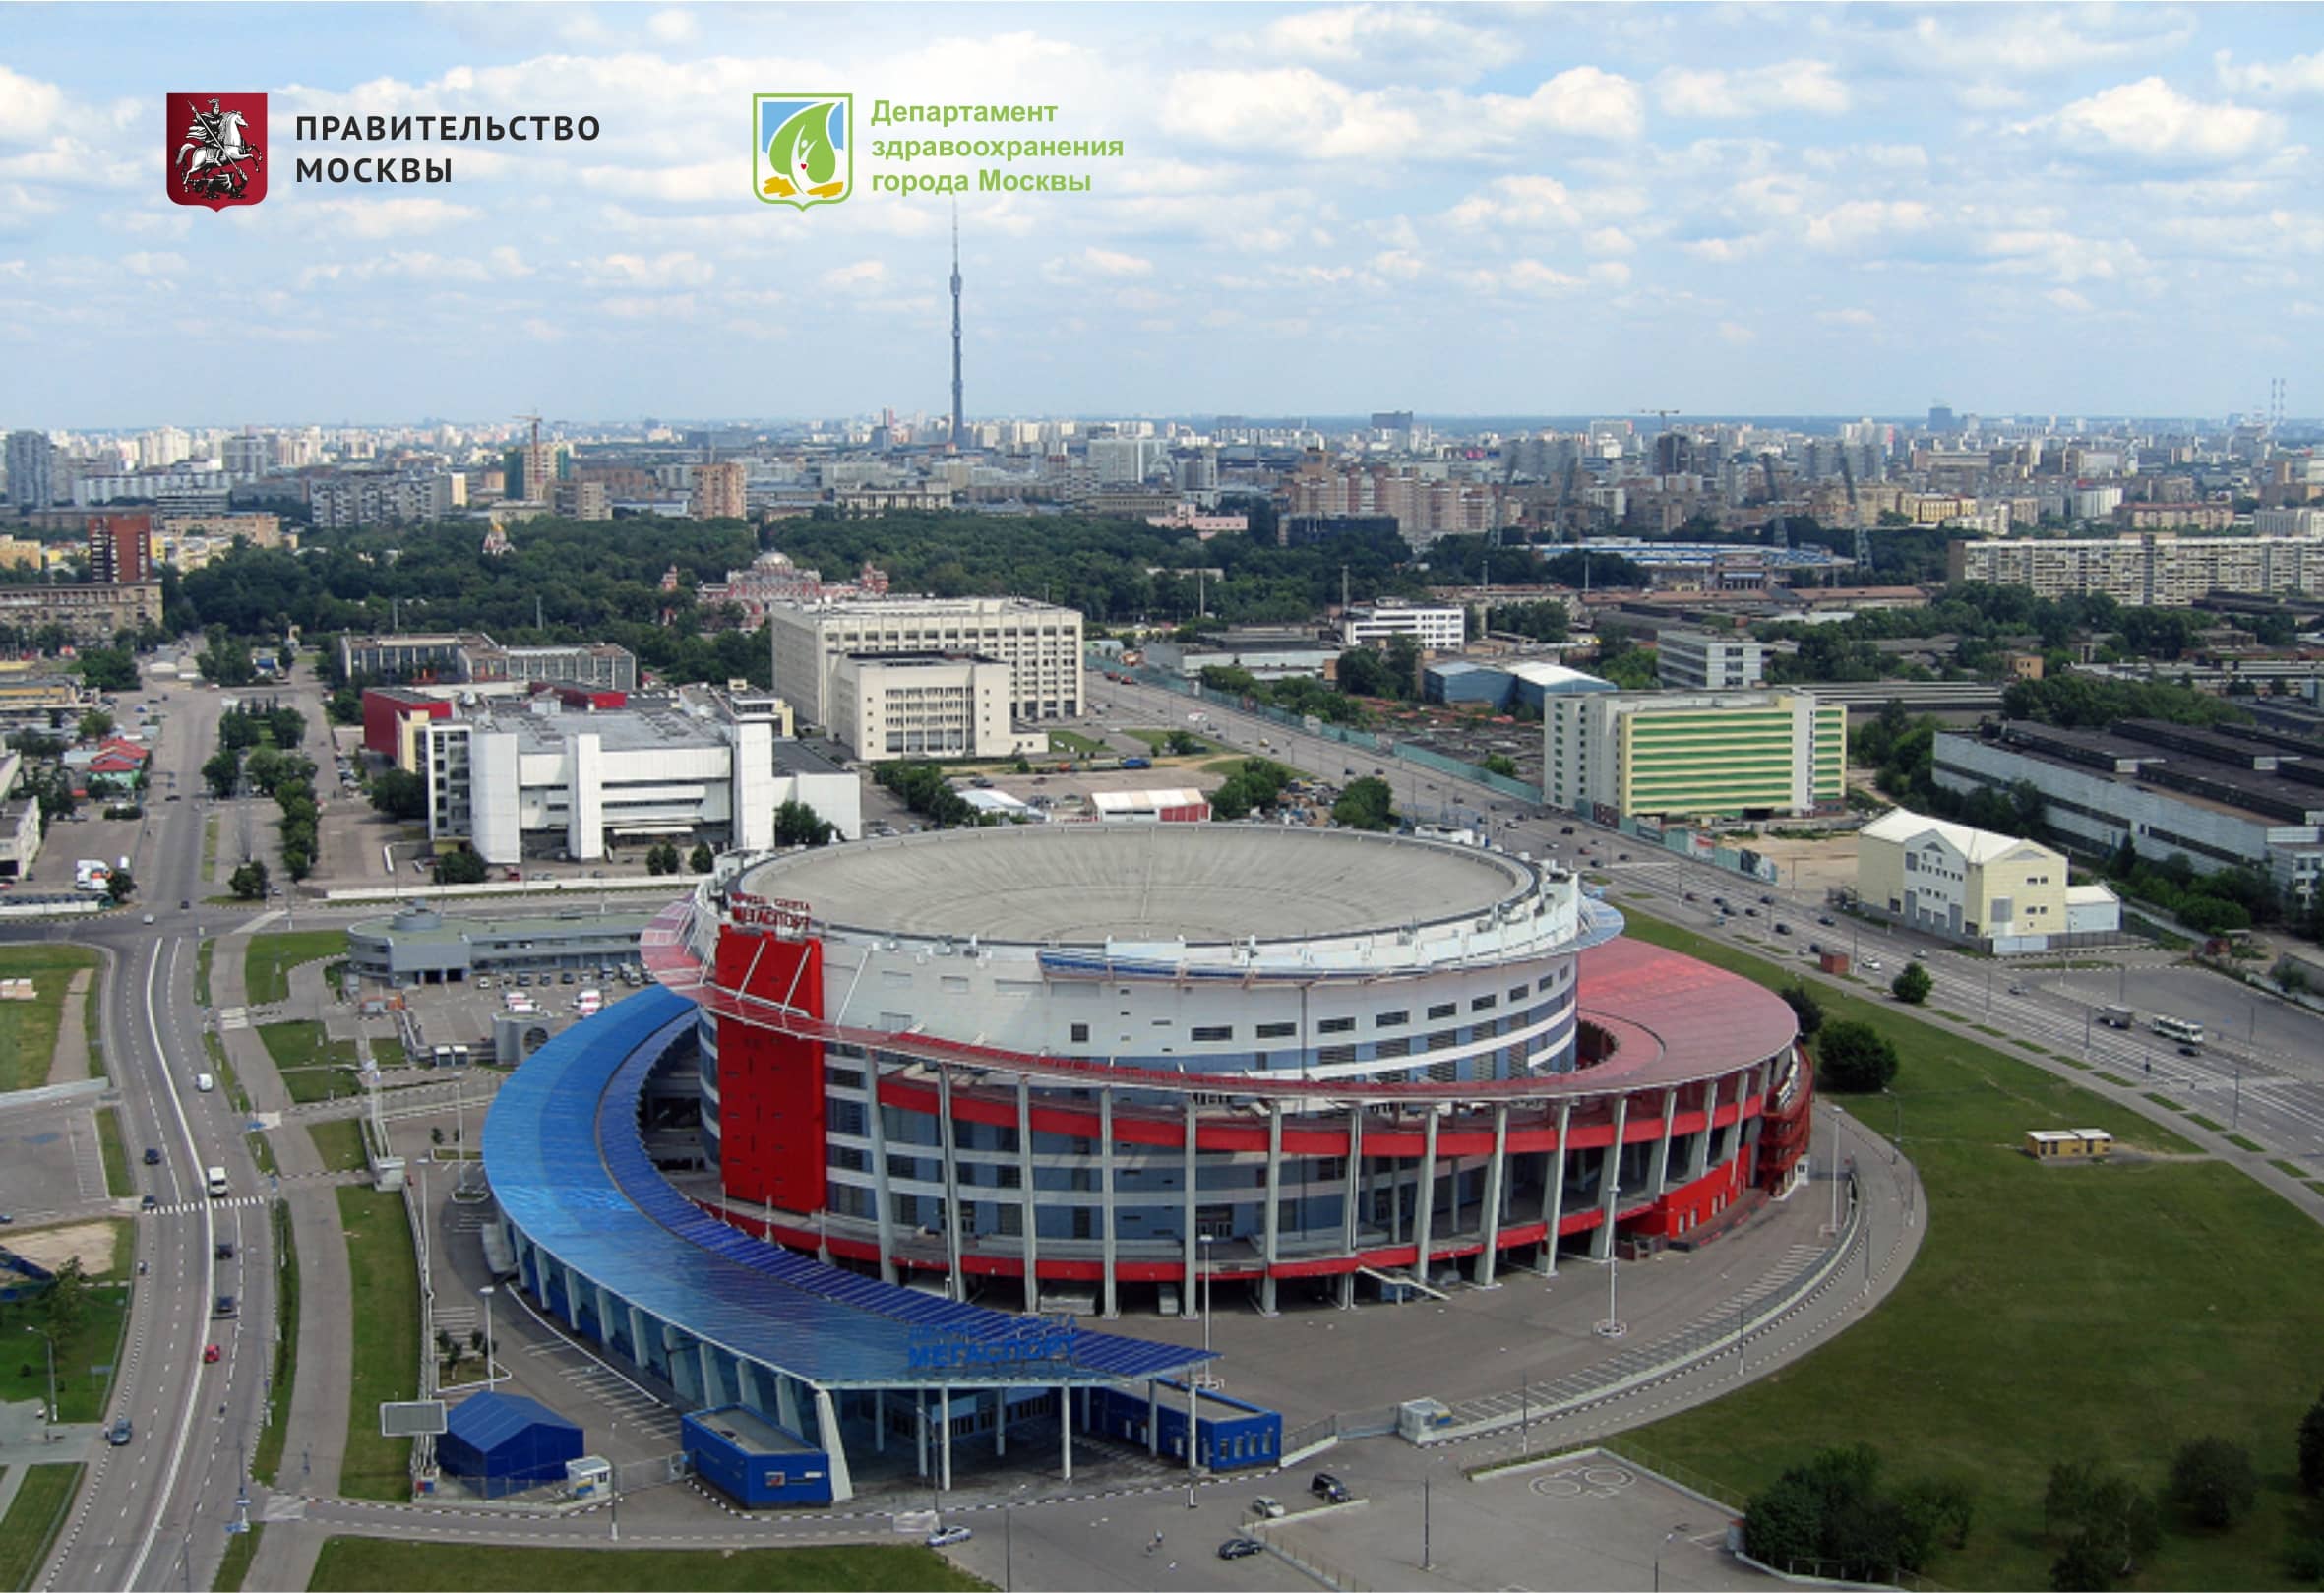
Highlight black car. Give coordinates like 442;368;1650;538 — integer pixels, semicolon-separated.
1818;915;1835;927
214;1293;238;1317
1217;1538;1265;1561
1560;825;1576;834
215;1240;237;1261
1760;893;1775;905
1312;1472;1352;1502
143;1147;162;1166
107;1417;134;1446
1773;923;1791;935
140;1194;158;1211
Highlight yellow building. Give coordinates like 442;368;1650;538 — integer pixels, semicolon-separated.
1544;690;1844;824
2025;1129;2112;1159
1857;807;2119;950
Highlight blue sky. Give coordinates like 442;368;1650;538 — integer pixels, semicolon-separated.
4;2;2321;428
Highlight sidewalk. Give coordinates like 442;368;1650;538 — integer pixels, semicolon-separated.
45;968;95;1087
214;929;356;1593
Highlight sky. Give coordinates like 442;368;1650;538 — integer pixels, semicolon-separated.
3;2;2321;429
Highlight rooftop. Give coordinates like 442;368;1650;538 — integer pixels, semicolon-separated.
1859;806;2050;865
733;825;1541;946
352;903;658;948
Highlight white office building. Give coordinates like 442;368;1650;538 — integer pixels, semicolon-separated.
1340;601;1466;653
768;595;1083;731
1656;630;1767;692
423;696;861;865
827;653;1044;763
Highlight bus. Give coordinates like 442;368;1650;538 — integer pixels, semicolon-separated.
2098;1005;2134;1030
2151;1014;2206;1046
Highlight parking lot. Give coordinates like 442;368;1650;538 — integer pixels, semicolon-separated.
0;1100;113;1226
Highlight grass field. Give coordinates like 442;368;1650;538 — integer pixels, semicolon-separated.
306;1117;368;1174
1044;729;1106;758
201;814;218;880
9;1223;133;1426
244;929;350;1008
0;945;97;1093
214;1522;262;1592
80;969;102;1080
305;1539;989;1592
0;1464;83;1592
1617;910;2324;1590
194;938;215;1009
257;1022;363;1102
2189;1112;2228;1132
93;1106;130;1198
252;1200;298;1487
336;1186;419;1501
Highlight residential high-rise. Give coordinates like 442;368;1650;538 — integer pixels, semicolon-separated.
948;207;965;451
5;431;56;510
1655;630;1766;691
86;513;153;585
1546;690;1844;824
690;461;748;521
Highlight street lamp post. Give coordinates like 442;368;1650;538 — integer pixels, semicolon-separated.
1197;1233;1215;1378
24;1328;56;1443
479;1285;496;1387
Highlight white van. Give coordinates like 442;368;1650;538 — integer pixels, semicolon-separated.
195;1072;215;1092
205;1166;229;1197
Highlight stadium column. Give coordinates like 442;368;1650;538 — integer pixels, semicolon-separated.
1337;1107;1364;1310
1100;1086;1120;1318
1146;1380;1160;1456
1718;1069;1748;1168
815;1386;855;1502
1016;1077;1041;1315
1411;1105;1439;1289
1476;1102;1508;1287
1259;1100;1284;1316
1060;1389;1073;1481
1686;1078;1714;1181
869;1063;898;1285
940;1387;953;1492
1590;1094;1628;1261
1544;1099;1572;1276
1186;1378;1200;1473
1181;1100;1199;1318
1651;1086;1679;1199
937;1064;966;1299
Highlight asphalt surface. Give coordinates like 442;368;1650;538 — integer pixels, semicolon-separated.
1090;675;2324;1178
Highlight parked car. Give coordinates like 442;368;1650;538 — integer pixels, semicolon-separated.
1312;1473;1352;1503
1251;1496;1286;1519
925;1524;972;1549
1817;915;1835;927
1773;923;1791;936
1743;907;1759;917
1218;1538;1266;1561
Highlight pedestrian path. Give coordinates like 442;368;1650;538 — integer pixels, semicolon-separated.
46;968;95;1086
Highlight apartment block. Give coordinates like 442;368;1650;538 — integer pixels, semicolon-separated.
1545;690;1844;824
768;595;1082;729
1948;534;2324;605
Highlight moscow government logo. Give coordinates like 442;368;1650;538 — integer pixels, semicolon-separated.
168;92;268;210
755;94;851;209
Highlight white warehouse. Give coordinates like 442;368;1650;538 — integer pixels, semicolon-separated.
424;696;861;865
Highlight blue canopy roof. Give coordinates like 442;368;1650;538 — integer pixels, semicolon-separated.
482;986;1213;1390
445;1390;580;1448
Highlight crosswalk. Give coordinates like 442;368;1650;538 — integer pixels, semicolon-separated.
216;1007;250;1032
145;1195;268;1216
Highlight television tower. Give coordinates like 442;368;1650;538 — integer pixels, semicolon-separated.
949;204;965;453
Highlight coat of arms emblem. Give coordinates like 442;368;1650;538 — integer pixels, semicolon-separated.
168;92;268;210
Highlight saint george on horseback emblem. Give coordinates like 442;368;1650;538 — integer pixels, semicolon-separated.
167;92;268;210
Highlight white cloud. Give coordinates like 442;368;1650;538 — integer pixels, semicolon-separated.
821;260;889;291
1657;61;1851;120
0;66;67;146
645;9;697;44
121;252;187;277
1804;200;1932;252
1254;5;1519;83
1717;320;1756;345
520;317;566;342
2047;287;2094;313
1156;63;1641;163
2047;78;2283;164
2216;49;2324;99
1816;307;1877;327
580;251;714;289
598;293;698;320
1955;83;2032;112
1447;175;1580;230
1584;227;1635;256
297;197;480;240
1082;248;1153;277
1846;11;2198;78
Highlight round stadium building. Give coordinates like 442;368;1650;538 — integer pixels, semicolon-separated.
642;824;1814;1319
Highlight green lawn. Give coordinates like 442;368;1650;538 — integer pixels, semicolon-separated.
80;968;102;1080
195;938;215;1009
244;929;350;1007
306;1117;369;1174
2145;1092;2188;1112
93;1106;130;1198
1044;729;1106;757
0;1463;83;1592
336;1186;419;1501
1617;910;2321;1591
2189;1112;2228;1132
257;1022;364;1103
252;1200;298;1487
1122;727;1207;754
214;1521;262;1592
201;814;219;879
0;945;97;1092
9;1226;133;1425
305;1540;989;1592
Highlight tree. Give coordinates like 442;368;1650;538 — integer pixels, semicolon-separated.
203;746;244;798
772;800;835;848
104;867;135;905
76;648;139;693
2168;1437;2256;1530
1817;1021;1900;1092
1335;646;1396;699
432;849;488;886
1781;981;1826;1040
42;1257;90;1336
1331;776;1396;832
77;708;114;741
688;841;714;873
1891;962;1933;1005
2300;1389;2324;1496
2045;1458;2162;1587
367;767;428;822
228;859;269;900
1482;753;1518;778
1164;728;1203;757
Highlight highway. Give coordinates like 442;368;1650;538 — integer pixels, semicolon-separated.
6;673;281;1593
1092;674;2324;1175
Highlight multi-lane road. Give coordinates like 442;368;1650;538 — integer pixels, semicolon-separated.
1091;674;2324;1173
6;674;283;1593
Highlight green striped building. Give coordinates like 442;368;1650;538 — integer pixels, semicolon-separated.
1544;690;1845;824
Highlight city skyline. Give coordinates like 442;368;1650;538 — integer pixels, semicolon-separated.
3;3;2321;426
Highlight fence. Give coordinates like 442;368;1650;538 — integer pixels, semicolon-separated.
1424;1174;1865;1452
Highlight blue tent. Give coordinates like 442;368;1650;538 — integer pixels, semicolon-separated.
437;1391;584;1498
